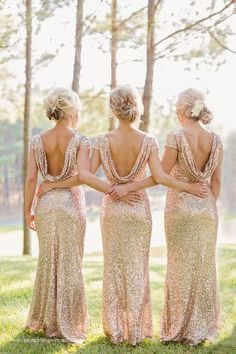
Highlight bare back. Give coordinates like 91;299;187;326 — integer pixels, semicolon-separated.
182;127;214;172
41;128;76;176
106;129;146;177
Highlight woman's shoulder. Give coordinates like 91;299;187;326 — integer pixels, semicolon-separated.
75;131;91;148
166;129;182;141
91;133;107;151
143;133;159;151
167;129;182;138
164;129;182;150
212;131;223;150
30;133;42;150
144;132;158;143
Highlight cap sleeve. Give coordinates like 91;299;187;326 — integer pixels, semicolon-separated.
217;135;223;151
93;135;102;151
150;136;159;153
29;135;37;151
80;135;90;149
165;132;178;151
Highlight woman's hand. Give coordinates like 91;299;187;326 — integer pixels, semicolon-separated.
107;184;131;199
113;192;141;205
26;212;36;231
37;181;54;197
186;182;209;198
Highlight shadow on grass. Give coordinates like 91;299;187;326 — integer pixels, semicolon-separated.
1;328;236;354
71;327;236;354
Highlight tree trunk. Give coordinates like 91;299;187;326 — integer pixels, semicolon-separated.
3;163;9;208
109;0;118;131
72;0;84;94
140;0;156;132
23;0;32;255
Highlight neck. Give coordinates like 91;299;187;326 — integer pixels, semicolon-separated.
55;117;73;131
117;121;136;132
182;118;200;129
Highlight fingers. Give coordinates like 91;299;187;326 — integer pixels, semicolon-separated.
107;187;115;194
129;196;141;203
123;195;140;204
27;222;36;231
111;195;119;202
30;224;37;231
124;201;134;206
200;184;208;198
109;191;119;198
129;192;141;199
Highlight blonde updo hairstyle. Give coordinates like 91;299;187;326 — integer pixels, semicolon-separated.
176;88;213;125
109;85;143;123
43;87;82;121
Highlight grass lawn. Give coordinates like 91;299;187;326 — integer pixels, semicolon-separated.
0;246;236;354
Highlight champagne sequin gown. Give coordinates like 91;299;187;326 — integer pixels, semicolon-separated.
25;132;90;343
94;134;158;345
160;130;223;345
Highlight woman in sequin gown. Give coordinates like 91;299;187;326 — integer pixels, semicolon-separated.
24;88;90;344
159;89;223;345
109;88;223;346
38;86;207;346
93;132;155;345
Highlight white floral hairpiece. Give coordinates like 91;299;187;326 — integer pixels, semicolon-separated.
191;99;204;117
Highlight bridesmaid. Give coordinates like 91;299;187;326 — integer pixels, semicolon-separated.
160;88;223;345
24;88;90;344
110;88;223;345
38;85;207;346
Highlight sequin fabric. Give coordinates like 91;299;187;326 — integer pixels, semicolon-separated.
160;130;223;345
94;134;159;345
25;132;90;344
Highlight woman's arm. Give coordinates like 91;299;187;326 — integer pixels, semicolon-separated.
161;146;178;174
37;147;106;194
37;146;141;204
108;145;207;198
83;148;141;203
77;147;111;193
107;176;156;198
148;149;208;196
210;149;223;200
108;149;207;198
107;147;178;198
25;148;38;230
37;173;80;196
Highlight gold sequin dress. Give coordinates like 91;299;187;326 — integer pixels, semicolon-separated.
160;130;223;345
94;134;158;345
25;132;89;343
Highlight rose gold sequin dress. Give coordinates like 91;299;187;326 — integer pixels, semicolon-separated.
94;134;158;345
25;132;89;343
160;130;223;345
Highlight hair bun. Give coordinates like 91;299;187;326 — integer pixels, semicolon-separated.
176;88;213;125
109;85;143;122
198;107;213;124
43;87;81;121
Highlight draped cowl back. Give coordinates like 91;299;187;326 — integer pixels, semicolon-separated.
165;130;223;182
94;133;158;184
30;132;90;181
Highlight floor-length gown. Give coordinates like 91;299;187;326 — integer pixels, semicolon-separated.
25;132;89;343
160;130;223;345
94;133;158;345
